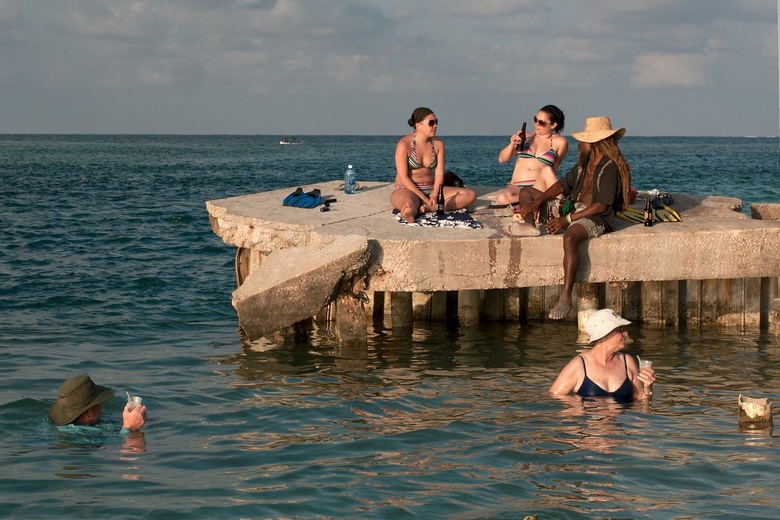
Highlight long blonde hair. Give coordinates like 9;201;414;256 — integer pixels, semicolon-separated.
576;137;632;210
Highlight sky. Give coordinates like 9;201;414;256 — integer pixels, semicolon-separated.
1;0;778;136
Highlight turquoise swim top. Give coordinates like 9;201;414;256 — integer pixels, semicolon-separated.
408;136;438;169
517;137;557;167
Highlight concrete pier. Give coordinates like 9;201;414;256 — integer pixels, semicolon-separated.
206;181;780;342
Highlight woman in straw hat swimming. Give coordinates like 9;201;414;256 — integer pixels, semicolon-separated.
515;115;633;320
549;309;655;401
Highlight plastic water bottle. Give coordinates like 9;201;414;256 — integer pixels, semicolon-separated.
344;164;356;194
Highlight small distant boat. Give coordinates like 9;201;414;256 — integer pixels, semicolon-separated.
279;137;301;145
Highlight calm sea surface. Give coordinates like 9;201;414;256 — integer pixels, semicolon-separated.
1;135;779;519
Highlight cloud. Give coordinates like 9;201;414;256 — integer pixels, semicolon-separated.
631;53;713;88
1;0;776;135
430;0;543;17
588;0;736;24
57;1;162;39
0;0;23;45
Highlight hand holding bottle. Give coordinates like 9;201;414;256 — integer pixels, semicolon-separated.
515;122;527;152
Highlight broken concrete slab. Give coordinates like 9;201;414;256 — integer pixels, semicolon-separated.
233;234;370;340
751;203;780;221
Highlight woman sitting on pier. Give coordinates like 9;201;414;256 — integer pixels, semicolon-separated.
549;309;655;402
391;107;476;223
494;104;568;206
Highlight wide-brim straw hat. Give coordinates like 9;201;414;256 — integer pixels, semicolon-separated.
585;308;631;343
48;375;115;426
571;116;626;143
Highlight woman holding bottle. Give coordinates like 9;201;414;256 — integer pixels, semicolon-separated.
494;104;568;206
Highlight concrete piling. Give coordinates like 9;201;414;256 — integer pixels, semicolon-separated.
457;289;481;326
390;292;413;329
576;283;600;333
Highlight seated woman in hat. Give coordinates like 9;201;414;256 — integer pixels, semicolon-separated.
48;374;146;433
549;309;655;402
391;107;477;223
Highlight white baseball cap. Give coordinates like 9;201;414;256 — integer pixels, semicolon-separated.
585;309;631;343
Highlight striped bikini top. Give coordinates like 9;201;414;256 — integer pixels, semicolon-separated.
517;137;557;167
408;136;438;169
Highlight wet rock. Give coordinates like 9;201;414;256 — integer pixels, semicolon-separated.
738;394;773;429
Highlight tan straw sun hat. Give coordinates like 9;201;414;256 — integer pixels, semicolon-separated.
571;116;626;143
585;308;631;343
48;374;115;426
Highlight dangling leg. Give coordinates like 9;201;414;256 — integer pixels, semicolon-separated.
549;224;589;319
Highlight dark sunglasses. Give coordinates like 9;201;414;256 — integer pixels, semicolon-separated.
534;116;550;127
421;119;438;127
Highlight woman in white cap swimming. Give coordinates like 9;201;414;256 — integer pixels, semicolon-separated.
549;309;655;402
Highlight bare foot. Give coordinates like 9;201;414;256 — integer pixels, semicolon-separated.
493;205;514;218
400;203;416;224
509;222;541;237
548;299;572;320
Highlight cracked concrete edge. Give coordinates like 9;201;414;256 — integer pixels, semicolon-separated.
232;235;371;338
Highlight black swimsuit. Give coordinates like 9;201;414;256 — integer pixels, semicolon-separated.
576;354;634;402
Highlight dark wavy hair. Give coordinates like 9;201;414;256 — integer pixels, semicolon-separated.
540;104;565;134
407;107;434;128
575;136;632;210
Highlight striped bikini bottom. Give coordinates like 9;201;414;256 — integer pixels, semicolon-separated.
394;182;434;196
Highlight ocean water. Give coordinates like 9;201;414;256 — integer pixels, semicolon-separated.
1;134;779;519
